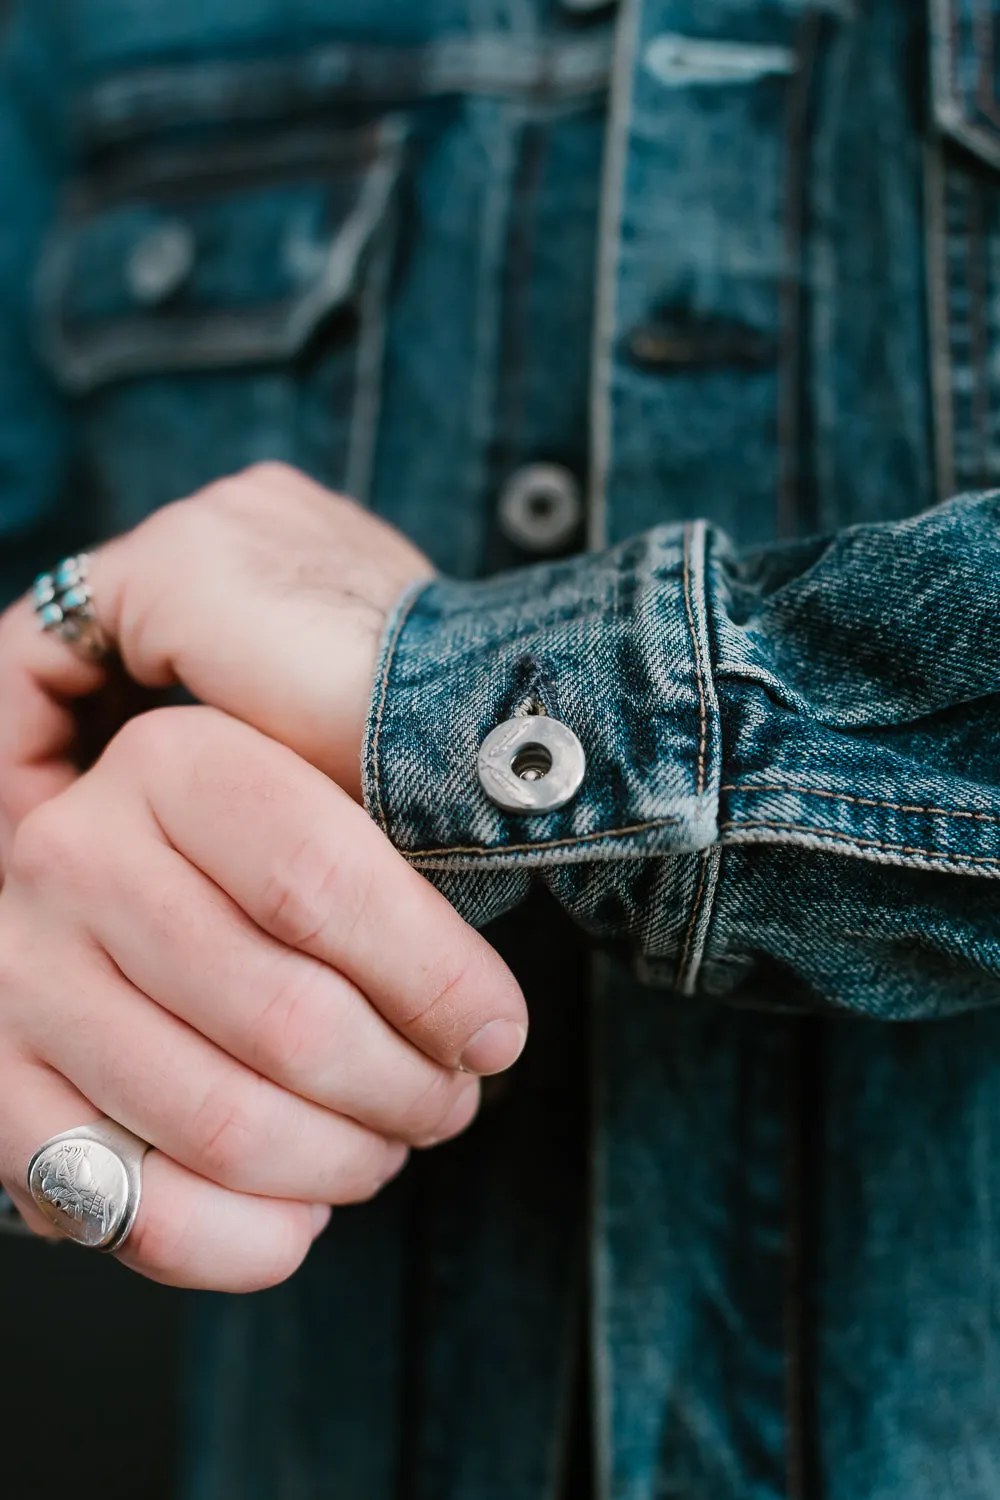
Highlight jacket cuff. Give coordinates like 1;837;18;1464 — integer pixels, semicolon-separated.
362;523;719;929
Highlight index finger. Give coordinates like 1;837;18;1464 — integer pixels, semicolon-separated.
103;706;528;1076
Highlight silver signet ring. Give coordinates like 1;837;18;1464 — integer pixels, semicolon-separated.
27;1119;150;1252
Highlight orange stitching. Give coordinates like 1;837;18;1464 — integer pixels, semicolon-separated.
683;523;707;796
675;850;710;990
404;815;683;861
368;584;425;835
719;782;1000;824
720;818;1000;866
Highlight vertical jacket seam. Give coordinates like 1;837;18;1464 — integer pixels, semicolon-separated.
776;10;821;539
924;140;956;500
586;0;641;552
965;175;991;486
585;12;642;1500
466;104;517;514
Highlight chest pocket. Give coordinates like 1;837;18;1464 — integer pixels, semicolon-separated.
36;116;404;533
928;0;1000;497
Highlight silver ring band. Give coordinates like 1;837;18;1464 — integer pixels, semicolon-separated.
26;1119;149;1252
32;554;110;661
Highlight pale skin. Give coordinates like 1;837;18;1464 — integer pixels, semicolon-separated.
0;464;528;1290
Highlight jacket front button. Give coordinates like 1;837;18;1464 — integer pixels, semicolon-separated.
126;221;196;306
497;464;582;555
477;715;586;814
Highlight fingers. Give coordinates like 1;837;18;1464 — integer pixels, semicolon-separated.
83;833;481;1145
5;913;409;1205
111;707;528;1074
0;1050;329;1292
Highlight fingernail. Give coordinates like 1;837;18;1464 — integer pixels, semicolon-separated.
311;1204;332;1238
460;1020;528;1076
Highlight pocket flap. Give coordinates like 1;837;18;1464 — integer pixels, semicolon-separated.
930;0;1000;169
37;118;405;393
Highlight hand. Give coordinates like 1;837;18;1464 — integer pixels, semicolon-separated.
0;462;434;847
0;706;526;1290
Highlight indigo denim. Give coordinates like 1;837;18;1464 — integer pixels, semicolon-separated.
4;1;1000;1498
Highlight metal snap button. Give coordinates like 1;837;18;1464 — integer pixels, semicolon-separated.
497;464;582;555
477;715;586;814
126;221;196;306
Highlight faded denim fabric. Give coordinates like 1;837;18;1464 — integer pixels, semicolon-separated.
5;1;1000;1499
366;492;1000;1016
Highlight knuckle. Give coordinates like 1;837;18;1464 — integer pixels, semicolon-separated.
7;796;87;893
135;494;230;570
105;704;228;788
394;1069;473;1145
404;950;479;1053
243;1216;315;1291
239;459;297;491
198;461;296;515
259;835;365;952
406;943;525;1063
246;961;328;1087
105;705;185;775
259;870;330;951
134;493;193;541
190;1075;267;1189
329;1136;398;1206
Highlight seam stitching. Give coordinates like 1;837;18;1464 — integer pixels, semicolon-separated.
720;818;1000;865
402;815;683;860
721;782;1000;824
675;849;710;990
682;523;707;795
368;584;425;835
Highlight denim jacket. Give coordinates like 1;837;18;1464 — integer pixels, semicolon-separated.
5;2;1000;1497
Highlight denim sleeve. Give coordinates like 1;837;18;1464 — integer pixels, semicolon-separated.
363;491;1000;1020
0;5;73;605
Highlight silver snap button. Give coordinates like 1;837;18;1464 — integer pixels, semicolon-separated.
126;221;195;306
477;715;586;814
497;464;582;554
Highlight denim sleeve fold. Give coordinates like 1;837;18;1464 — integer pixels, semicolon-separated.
363;491;1000;1019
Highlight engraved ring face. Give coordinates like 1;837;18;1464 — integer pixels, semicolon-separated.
28;1138;131;1249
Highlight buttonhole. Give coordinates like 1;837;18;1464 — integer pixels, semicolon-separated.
513;694;548;718
511;743;553;782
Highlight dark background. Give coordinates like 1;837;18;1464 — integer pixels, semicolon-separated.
0;6;185;1487
0;1231;181;1497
